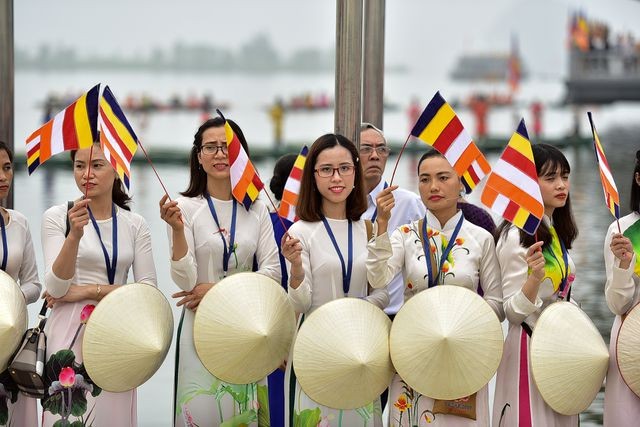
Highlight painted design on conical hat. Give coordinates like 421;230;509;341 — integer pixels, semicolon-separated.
83;283;173;392
531;301;609;415
292;298;394;410
617;302;640;398
194;272;296;384
0;270;27;371
390;285;503;400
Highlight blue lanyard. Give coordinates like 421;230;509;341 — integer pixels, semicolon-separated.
321;217;353;294
0;212;7;271
88;204;118;284
205;192;237;277
422;213;464;288
369;182;389;223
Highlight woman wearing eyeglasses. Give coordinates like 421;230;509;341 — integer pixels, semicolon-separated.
160;117;281;427
281;133;388;427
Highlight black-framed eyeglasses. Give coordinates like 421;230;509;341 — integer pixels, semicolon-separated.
314;164;356;178
359;145;391;156
201;144;228;155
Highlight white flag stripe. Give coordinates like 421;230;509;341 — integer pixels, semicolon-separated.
284;179;301;194
596;151;619;193
230;153;250;185
50;113;66;155
26;134;41;151
99;119;129;167
491;193;511;215
493;159;541;198
443;129;472;166
470;160;488;181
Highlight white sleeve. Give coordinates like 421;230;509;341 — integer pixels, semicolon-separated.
41;208;72;298
168;203;198;292
287;229;312;314
254;205;282;283
132;217;158;287
18;221;42;304
478;233;505;321
604;225;638;315
365;284;390;309
498;227;542;325
366;224;406;289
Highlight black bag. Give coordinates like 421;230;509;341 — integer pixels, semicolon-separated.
8;301;48;398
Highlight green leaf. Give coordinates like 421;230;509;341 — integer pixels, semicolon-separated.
43;392;65;416
257;384;270;426
0;397;8;426
52;420;71;427
219;409;257;427
68;389;88;417
70;421;85;427
293;407;321;427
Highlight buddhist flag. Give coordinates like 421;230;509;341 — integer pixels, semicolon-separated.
223;116;264;209
98;86;139;190
587;112;620;219
481;119;544;235
25;84;100;174
278;146;308;222
411;91;491;193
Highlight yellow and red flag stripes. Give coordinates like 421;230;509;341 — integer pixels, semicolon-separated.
410;91;491;193
224;120;264;210
481;119;544;235
278;145;308;222
26;84;100;174
587;112;620;219
99;86;139;190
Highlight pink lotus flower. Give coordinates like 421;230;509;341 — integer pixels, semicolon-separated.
80;304;96;324
59;367;76;388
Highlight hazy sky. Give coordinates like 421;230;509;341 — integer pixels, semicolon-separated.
14;0;640;78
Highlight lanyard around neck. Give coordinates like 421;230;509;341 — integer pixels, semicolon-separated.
205;192;238;277
88;204;118;284
0;212;7;271
321;217;353;294
423;213;464;288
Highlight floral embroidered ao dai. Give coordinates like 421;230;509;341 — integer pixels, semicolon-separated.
367;210;504;426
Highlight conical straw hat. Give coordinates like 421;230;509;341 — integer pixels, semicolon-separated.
390;285;503;400
193;272;296;384
292;297;394;410
0;270;27;371
531;301;609;415
83;283;173;392
616;303;640;398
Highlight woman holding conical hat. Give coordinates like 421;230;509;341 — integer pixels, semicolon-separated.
367;149;504;426
281;133;389;427
491;144;579;426
0;141;41;427
41;143;157;427
160;117;280;427
603;150;640;426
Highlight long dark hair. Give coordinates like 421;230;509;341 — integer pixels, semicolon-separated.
496;144;578;249
631;150;640;213
0;140;14;162
70;147;131;211
181;117;250;198
296;134;367;222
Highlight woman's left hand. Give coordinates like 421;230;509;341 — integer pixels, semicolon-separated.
172;283;214;311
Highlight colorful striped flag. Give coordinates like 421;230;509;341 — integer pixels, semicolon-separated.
587;112;620;219
224;119;264;210
25;84;100;174
411;91;491;193
278;146;308;222
481;119;544;235
98;86;139;190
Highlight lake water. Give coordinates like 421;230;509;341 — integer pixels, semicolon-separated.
12;70;640;426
